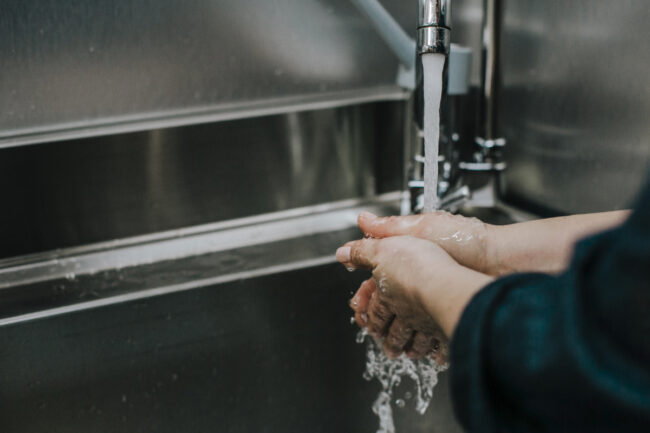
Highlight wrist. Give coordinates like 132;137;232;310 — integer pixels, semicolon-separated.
481;223;506;276
420;263;494;338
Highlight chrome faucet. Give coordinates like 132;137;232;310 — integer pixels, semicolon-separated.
417;0;451;56
351;0;506;214
412;0;508;213
409;0;457;213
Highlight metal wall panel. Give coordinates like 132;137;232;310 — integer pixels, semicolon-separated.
0;0;415;146
0;102;404;259
500;0;650;214
0;264;462;433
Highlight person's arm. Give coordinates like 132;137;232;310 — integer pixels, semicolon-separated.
450;188;650;431
488;210;630;275
358;210;630;276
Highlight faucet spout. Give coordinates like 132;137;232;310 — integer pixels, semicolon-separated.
417;0;451;55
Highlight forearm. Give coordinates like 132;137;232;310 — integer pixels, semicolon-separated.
420;264;494;339
451;214;650;431
487;210;630;276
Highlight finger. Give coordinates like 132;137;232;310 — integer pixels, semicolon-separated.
383;317;414;359
405;332;437;359
366;291;394;337
358;212;425;239
336;241;360;267
349;279;377;326
431;341;448;365
336;238;380;269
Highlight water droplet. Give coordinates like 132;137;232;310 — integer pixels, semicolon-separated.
357;331;448;430
356;328;368;344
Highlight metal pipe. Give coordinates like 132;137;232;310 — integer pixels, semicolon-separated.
350;0;416;70
476;0;505;149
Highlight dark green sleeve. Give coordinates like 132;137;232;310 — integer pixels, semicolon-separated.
450;182;650;433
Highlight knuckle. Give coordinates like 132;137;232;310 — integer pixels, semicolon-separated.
412;334;432;352
383;340;402;357
370;300;390;322
384;337;399;351
368;321;384;335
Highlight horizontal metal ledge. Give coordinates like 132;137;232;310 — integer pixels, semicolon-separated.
0;86;409;149
0;255;336;328
0;193;401;324
0;192;400;289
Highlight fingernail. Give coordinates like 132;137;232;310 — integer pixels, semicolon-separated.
336;246;351;262
359;211;377;220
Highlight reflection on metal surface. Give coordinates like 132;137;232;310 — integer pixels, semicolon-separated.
0;263;463;433
0;102;405;259
419;0;452;28
500;0;650;213
476;0;504;144
417;0;452;55
0;194;400;292
0;0;415;147
0;192;463;433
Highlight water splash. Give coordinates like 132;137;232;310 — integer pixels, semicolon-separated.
357;330;448;433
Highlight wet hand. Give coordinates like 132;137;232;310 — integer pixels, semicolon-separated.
357;211;496;276
338;236;488;361
349;277;448;363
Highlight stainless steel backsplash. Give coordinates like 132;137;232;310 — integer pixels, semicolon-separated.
499;0;650;213
0;102;405;259
1;0;415;146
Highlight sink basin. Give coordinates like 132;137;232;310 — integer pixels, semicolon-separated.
0;196;463;433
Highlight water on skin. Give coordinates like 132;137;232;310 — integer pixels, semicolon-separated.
422;53;446;213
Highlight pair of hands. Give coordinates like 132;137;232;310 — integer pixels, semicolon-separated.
337;212;495;363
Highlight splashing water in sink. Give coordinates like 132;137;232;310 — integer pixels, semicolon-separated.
357;329;448;433
422;53;446;213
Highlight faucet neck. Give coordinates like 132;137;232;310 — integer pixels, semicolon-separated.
417;0;452;55
418;0;451;29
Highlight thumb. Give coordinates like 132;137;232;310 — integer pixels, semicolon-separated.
336;238;380;269
358;212;423;239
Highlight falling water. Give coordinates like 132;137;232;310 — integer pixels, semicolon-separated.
357;329;448;433
422;53;446;213
354;53;448;433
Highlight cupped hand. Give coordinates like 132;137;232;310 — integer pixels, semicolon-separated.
339;236;463;363
357;211;497;276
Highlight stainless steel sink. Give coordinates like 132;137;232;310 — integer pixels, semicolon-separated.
0;196;463;433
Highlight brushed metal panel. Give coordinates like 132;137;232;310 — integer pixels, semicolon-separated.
0;264;462;433
500;0;650;214
0;102;404;259
0;0;414;145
